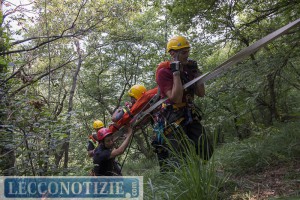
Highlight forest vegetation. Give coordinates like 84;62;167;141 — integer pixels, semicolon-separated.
1;0;299;199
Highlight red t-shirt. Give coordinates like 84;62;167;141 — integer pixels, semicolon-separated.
156;61;199;104
156;67;174;99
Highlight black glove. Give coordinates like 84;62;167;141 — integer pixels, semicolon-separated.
170;61;181;73
187;59;198;70
187;59;202;76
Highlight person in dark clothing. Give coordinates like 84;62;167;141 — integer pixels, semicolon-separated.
87;133;98;157
154;35;214;171
93;126;133;176
87;120;104;157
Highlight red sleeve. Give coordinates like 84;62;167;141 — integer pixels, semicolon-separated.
156;68;173;98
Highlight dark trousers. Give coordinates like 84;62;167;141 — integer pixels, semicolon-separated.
156;120;214;172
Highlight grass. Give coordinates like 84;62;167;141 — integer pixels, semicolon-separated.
214;122;300;199
141;128;224;200
215;122;300;176
121;122;300;199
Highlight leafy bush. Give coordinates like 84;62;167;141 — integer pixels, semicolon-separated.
216;122;300;175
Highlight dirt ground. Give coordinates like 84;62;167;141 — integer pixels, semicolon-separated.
228;161;300;200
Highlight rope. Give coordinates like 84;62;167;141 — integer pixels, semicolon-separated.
119;128;136;172
134;18;300;121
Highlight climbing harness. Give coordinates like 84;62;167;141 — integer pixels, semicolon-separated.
133;18;300;124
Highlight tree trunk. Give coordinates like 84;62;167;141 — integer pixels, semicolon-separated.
267;73;279;124
134;132;152;158
0;127;16;175
55;40;82;175
21;128;36;176
63;39;82;175
0;2;15;176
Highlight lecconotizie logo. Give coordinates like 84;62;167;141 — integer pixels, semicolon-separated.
0;176;143;199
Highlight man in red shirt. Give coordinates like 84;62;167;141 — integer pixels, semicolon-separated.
155;35;213;171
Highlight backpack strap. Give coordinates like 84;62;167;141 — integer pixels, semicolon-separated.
89;135;98;148
149;87;161;106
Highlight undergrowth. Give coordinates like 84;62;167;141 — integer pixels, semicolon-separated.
122;122;300;199
216;122;300;175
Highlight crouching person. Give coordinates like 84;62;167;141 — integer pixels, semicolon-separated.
93;126;133;176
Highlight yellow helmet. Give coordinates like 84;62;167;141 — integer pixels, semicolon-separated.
128;85;147;100
166;35;190;52
93;120;104;129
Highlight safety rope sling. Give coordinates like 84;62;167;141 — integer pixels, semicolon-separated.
118;18;300;171
134;18;300;125
89;135;98;148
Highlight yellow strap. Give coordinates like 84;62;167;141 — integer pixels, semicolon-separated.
164;117;185;135
89;139;98;148
162;102;187;110
173;102;187;109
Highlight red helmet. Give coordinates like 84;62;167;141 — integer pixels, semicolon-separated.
97;128;112;141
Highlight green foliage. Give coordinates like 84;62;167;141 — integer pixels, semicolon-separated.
143;132;224;200
122;156;160;176
216;122;300;175
1;4;299;200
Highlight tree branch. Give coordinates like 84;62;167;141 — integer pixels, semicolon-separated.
9;56;77;97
